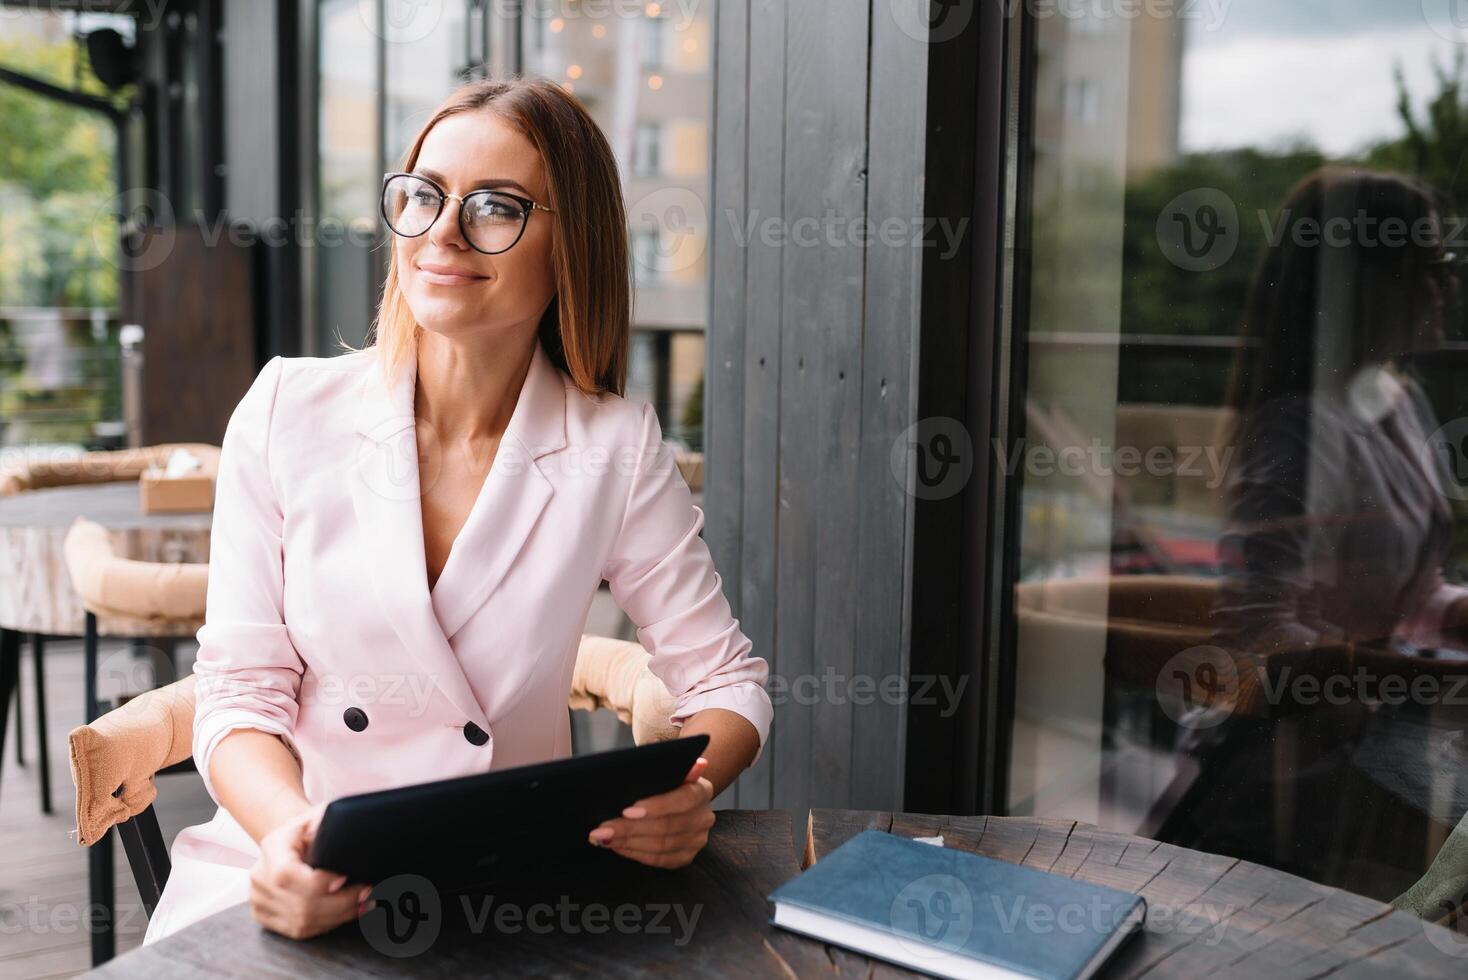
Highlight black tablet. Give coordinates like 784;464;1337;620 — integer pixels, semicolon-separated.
307;734;710;889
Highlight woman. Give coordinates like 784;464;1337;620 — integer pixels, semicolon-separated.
1179;167;1468;881
1214;167;1468;654
144;77;771;943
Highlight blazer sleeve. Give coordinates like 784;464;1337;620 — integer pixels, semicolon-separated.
191;356;306;804
603;402;773;763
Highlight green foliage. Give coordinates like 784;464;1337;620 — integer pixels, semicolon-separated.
0;33;125;309
1113;53;1468;407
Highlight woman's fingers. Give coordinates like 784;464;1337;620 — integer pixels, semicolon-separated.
620;778;714;821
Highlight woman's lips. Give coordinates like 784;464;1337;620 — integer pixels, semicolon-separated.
417;264;489;286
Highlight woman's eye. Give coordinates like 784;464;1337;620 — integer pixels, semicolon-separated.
472;198;519;221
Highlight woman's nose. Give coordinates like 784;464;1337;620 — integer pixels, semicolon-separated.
427;195;469;250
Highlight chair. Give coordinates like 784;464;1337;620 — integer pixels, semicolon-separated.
0;446;217;816
60;515;208;964
68;634;678;965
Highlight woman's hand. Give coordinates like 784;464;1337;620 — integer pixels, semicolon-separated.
249;802;372;939
587;756;716;869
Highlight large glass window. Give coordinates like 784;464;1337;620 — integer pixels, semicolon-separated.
1007;0;1468;906
522;1;714;451
0;10;132;449
314;0;380;354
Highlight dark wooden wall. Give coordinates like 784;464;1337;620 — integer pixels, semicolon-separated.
135;224;258;444
707;0;958;816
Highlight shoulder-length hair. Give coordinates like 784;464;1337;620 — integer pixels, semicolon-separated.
364;75;630;396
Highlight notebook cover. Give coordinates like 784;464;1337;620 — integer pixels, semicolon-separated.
768;830;1147;980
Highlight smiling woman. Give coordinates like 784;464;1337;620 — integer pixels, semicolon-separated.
140;76;771;946
368;78;632;399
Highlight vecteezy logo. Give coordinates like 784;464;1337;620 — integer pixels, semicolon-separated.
361;0;443;43
1155;646;1239;729
890;417;974;500
889;0;974;44
627;187;707;276
1422;0;1468;44
359;874;441;958
94;189;176;273
889;873;975;960
1421;417;1468;501
1156;188;1239;272
1419;873;1468;958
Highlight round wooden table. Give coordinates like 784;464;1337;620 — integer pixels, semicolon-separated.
85;809;1468;977
0;481;211;637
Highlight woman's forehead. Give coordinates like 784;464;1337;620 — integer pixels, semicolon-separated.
416;112;546;195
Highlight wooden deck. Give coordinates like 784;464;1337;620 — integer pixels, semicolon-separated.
0;637;216;978
0;589;638;978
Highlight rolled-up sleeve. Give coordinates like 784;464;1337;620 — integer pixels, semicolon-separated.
191;356;305;804
603;402;773;762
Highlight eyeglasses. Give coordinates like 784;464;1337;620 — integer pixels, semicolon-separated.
380;172;555;255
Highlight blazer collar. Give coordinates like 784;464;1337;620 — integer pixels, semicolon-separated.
349;336;568;728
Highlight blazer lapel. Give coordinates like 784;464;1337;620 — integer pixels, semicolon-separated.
431;336;567;641
349;348;490;730
349;338;569;724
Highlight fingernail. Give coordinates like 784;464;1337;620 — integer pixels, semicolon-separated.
697;757;708;765
590;827;614;843
357;885;373;903
588;836;603;848
622;805;647;819
328;875;347;893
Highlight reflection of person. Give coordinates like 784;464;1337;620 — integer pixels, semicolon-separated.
1214;167;1468;656
144;78;771;944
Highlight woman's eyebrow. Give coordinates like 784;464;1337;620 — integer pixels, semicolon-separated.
415;167;532;195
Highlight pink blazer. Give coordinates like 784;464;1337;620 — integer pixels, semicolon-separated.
144;336;771;943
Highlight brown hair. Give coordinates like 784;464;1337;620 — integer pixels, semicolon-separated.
366;75;630;396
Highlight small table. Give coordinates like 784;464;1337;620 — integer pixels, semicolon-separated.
86;809;1467;977
0;480;211;637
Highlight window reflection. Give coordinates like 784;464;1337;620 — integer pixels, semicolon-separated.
1009;0;1468;918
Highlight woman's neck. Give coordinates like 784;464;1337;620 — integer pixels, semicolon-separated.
412;328;536;444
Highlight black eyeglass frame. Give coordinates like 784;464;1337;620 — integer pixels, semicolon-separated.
379;171;556;255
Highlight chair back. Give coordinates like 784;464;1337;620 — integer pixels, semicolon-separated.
62;517;209;628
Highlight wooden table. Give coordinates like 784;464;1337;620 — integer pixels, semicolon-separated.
85;809;1468;977
0;480;211;636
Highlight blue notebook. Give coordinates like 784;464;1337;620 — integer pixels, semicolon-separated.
768;830;1146;980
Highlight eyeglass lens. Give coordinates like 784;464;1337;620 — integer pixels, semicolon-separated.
382;174;527;254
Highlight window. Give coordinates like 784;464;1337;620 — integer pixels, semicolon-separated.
521;5;713;431
1003;0;1468;907
639;14;665;70
632;121;662;176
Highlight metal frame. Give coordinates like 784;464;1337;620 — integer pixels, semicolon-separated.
84;611;195;966
0;629;54;816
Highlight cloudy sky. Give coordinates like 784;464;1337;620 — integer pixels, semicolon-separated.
1181;0;1466;157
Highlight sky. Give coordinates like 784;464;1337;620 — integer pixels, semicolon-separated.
1180;0;1466;157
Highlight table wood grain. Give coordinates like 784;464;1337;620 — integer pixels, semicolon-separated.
84;808;1468;977
0;482;210;635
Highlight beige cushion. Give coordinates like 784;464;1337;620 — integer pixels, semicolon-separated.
63;517;209;624
69;634;678;846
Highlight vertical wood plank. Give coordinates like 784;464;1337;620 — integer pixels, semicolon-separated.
728;0;787;811
708;0;753;810
771;0;871;817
